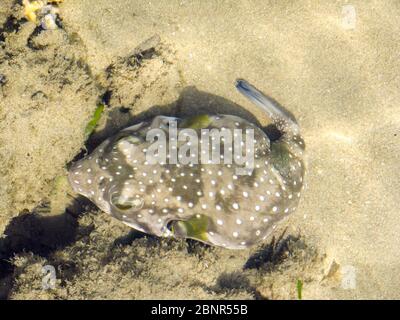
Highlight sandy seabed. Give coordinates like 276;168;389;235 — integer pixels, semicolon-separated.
0;0;399;299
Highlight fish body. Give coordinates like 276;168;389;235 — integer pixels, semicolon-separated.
68;80;305;249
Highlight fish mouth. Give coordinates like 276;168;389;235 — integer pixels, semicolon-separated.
67;160;88;195
67;166;80;194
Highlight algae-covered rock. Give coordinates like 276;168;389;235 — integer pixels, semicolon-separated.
9;209;254;299
0;0;15;27
0;21;100;234
5;207;327;299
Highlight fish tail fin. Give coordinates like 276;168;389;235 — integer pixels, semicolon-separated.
235;79;300;135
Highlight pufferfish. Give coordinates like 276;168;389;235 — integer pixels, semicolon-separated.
68;79;305;249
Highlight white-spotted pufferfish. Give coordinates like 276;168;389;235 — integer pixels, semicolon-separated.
68;80;305;249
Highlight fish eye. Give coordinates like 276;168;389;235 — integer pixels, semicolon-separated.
117;135;142;146
111;193;144;211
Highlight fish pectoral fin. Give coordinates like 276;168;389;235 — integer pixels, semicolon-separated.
169;215;209;242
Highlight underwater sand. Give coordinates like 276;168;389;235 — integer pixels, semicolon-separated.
0;0;399;299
